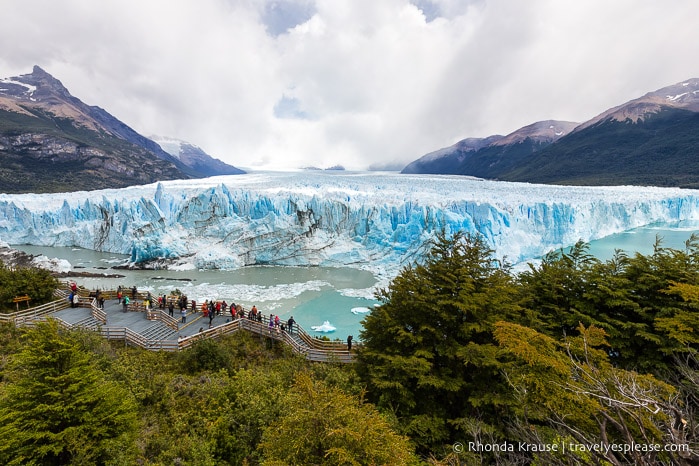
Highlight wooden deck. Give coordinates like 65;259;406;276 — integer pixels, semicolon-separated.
1;289;355;363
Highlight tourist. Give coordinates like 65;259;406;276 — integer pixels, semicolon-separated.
347;335;353;351
123;295;130;312
287;316;295;333
168;300;175;317
181;308;187;324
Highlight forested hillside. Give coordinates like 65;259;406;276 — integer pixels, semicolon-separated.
0;234;698;464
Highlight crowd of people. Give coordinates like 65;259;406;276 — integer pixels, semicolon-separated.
77;282;362;346
72;283;354;351
111;285;298;333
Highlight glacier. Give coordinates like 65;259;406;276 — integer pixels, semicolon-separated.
1;170;699;278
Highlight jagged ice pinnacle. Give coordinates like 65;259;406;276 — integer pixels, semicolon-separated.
1;171;698;277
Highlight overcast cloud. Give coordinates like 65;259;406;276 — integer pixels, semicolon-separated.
2;0;699;170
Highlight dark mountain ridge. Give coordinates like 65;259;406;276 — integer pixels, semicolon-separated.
403;79;699;187
0;66;243;193
402;120;578;178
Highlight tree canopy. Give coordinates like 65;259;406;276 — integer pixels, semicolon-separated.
0;261;59;313
0;319;139;465
357;232;521;451
1;232;699;464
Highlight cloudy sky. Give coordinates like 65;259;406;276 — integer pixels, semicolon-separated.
2;0;699;170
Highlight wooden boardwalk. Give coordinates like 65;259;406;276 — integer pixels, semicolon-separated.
2;290;355;363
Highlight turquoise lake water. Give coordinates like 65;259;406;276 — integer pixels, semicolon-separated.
13;220;699;341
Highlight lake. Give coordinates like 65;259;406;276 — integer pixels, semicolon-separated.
13;219;699;340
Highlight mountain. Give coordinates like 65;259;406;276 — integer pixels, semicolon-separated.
403;79;699;187
0;66;243;194
504;79;699;187
401;121;578;177
150;135;244;177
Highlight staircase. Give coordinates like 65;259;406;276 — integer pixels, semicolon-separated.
141;322;177;341
72;314;102;331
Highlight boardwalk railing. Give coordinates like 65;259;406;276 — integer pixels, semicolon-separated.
146;309;179;331
2;288;356;362
0;292;70;326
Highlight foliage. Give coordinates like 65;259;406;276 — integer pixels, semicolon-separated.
495;321;696;465
2;232;699;463
0;261;60;313
0;319;139;465
356;231;521;452
259;372;417;466
518;234;699;373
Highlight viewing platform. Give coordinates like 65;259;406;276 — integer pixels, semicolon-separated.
1;287;355;363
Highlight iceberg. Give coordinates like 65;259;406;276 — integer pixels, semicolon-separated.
1;171;699;278
351;307;372;314
311;320;337;333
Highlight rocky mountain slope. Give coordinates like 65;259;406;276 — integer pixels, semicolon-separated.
402;120;578;177
403;79;699;187
150;135;244;177
0;66;243;193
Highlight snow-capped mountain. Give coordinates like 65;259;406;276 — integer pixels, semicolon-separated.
1;171;698;278
0;66;243;193
150;135;244;177
575;79;699;132
403;79;699;187
402;120;578;176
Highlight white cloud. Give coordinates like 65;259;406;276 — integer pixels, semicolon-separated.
1;0;699;170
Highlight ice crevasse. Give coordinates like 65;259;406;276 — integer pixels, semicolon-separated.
0;171;698;277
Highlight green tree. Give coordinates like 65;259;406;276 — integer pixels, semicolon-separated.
259;372;416;466
516;240;600;336
518;236;699;373
356;232;521;452
494;321;698;465
0;319;139;465
0;262;59;312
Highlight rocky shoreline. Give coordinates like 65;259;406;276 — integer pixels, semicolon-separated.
0;244;37;269
0;244;127;278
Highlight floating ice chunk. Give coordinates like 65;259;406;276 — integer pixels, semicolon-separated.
351;307;371;314
311;320;336;332
32;255;72;273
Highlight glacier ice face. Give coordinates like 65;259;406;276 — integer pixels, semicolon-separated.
1;171;699;277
